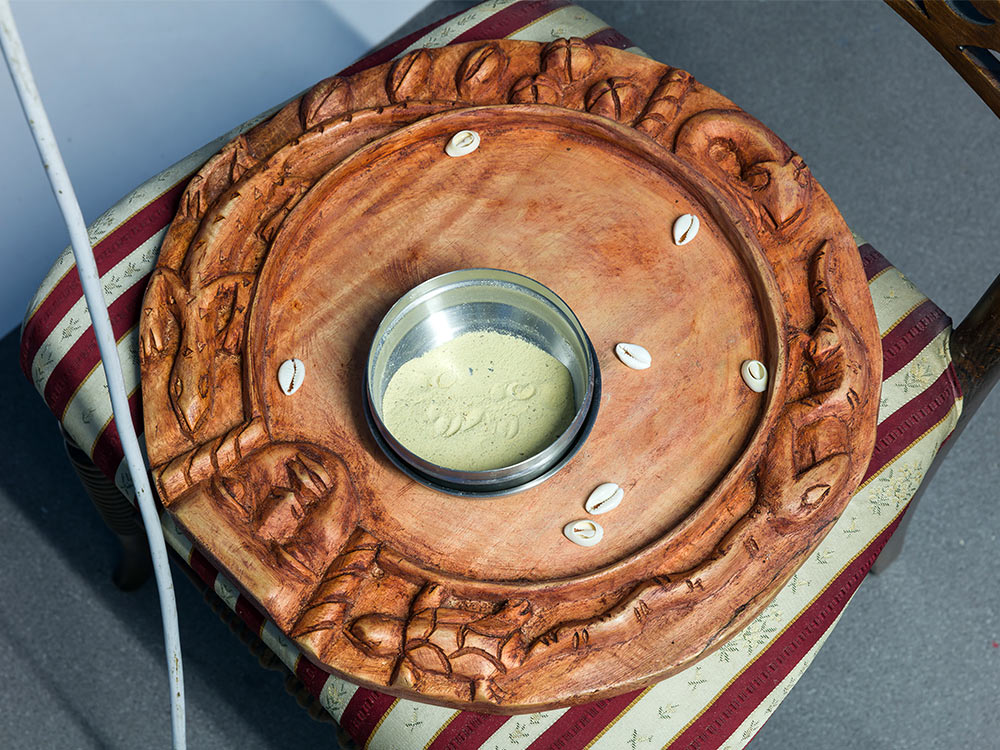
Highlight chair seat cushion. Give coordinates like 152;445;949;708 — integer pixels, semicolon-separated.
18;2;963;748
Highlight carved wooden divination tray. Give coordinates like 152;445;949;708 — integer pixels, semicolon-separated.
139;39;881;713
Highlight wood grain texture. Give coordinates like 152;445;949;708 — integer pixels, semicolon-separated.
888;0;1000;119
139;39;881;712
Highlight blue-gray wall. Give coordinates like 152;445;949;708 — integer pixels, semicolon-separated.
0;0;428;336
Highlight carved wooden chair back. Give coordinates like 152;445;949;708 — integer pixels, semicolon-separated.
873;0;1000;570
885;0;1000;417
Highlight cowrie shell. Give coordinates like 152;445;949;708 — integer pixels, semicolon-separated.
278;358;305;395
615;342;651;370
585;483;623;515
741;359;768;393
564;519;604;547
673;213;700;245
445;130;481;157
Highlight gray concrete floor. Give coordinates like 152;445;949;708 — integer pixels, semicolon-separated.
2;1;999;748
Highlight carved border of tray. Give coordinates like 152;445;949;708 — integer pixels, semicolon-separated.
139;39;881;712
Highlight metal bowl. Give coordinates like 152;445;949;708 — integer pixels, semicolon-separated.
365;268;599;496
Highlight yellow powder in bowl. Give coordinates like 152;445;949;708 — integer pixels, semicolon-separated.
381;331;575;471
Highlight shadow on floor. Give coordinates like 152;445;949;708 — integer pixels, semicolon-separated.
0;327;335;748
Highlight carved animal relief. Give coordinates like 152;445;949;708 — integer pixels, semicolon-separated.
140;39;881;712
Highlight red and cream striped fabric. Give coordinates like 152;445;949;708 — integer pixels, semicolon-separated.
19;2;962;749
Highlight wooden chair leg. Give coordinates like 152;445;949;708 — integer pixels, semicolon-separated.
60;426;152;590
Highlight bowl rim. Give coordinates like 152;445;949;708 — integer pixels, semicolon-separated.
364;267;599;494
364;339;602;497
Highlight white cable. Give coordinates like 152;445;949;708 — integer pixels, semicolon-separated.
0;4;186;748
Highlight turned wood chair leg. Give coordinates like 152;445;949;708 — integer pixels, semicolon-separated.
60;426;152;591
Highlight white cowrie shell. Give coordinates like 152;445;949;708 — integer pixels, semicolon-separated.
673;213;700;245
445;130;481;157
563;519;604;547
278;358;305;395
615;342;651;370
585;483;623;515
741;359;768;393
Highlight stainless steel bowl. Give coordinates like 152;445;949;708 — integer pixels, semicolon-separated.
365;269;599;496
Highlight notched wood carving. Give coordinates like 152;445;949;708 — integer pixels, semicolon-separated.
155;417;268;502
254;179;312;244
795;242;870;412
387;48;434;103
585;76;643;123
675;109;813;234
300;76;353;130
292;530;382;637
636;69;694;139
457;43;509;99
541;37;597;83
509;74;563;105
140;268;253;439
226;135;257;184
762;243;869;521
527;578;667;662
210;442;360;581
348;584;532;704
177;175;207;221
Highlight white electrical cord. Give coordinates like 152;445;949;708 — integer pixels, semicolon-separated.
0;3;186;748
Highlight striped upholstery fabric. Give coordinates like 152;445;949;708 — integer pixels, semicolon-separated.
18;2;962;749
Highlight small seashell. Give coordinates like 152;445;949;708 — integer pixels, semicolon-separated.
277;358;305;395
445;130;481;157
741;359;768;393
673;213;700;245
585;483;623;515
563;519;604;547
615;342;651;370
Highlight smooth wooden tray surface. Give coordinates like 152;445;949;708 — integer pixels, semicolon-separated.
139;39;881;713
255;106;771;581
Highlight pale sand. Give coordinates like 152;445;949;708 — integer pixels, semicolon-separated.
381;331;575;471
